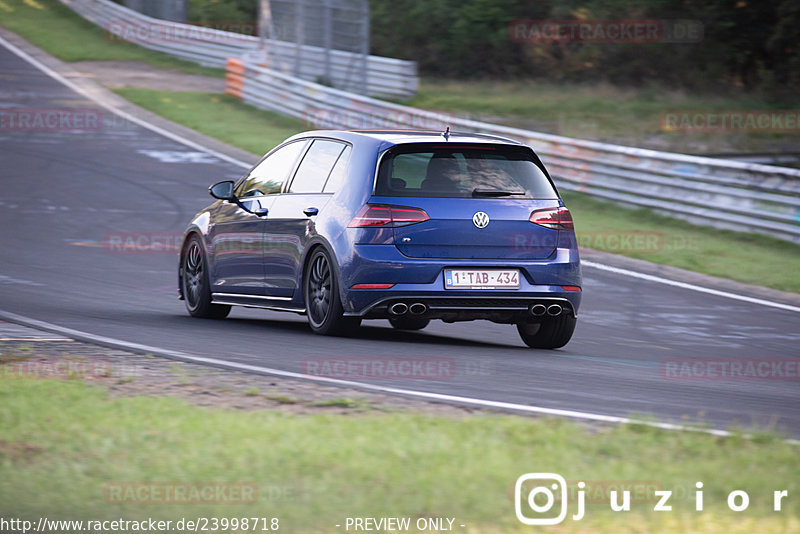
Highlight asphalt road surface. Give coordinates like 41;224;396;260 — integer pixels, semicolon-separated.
1;44;798;436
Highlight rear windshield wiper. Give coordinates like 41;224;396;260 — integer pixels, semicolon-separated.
472;188;526;197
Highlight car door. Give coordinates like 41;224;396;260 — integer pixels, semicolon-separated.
209;140;308;296
262;140;351;298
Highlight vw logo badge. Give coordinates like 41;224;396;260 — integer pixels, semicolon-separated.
472;211;490;229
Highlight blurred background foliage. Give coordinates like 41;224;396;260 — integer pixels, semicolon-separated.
171;0;800;101
186;0;258;23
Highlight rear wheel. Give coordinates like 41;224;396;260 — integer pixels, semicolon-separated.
181;236;230;319
389;316;430;331
517;315;576;349
304;248;361;336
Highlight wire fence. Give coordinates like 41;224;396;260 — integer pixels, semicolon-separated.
63;0;417;98
264;0;369;93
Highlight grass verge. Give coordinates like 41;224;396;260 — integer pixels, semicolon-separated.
117;88;800;293
0;378;797;533
0;0;222;77
114;89;306;155
407;79;800;155
563;191;800;293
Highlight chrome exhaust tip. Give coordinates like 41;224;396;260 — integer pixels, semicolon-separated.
547;304;562;316
389;302;408;316
530;304;547;317
409;303;427;315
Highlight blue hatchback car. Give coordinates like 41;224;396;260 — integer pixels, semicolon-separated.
179;130;581;348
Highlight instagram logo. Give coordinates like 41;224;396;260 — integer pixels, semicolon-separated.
514;473;790;523
515;473;583;525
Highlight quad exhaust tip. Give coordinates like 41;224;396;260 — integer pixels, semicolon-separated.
389;302;408;316
529;304;547;316
409;303;428;315
547;304;562;316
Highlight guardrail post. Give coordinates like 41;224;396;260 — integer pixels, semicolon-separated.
258;0;273;69
293;0;305;78
359;0;369;96
323;0;332;85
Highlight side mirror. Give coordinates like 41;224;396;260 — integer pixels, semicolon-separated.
209;180;235;201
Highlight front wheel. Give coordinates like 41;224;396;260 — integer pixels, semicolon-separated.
304;248;361;336
181;236;230;319
516;315;576;349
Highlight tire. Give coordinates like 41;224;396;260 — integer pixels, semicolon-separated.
181;236;231;319
389;317;430;331
516;315;576;349
304;248;361;336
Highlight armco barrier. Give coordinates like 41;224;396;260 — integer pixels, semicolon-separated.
226;58;800;243
60;0;418;99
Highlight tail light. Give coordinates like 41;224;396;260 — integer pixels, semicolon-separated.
529;207;574;230
348;204;429;228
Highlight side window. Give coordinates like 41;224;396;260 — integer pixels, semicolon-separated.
322;145;352;193
238;140;307;197
289;140;346;193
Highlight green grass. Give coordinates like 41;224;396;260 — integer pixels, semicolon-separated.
115;89;306;155
312;397;371;409
406;80;800;156
0;379;797;533
0;0;222;76
563;191;800;293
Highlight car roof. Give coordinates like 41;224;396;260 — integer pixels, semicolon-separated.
284;129;524;148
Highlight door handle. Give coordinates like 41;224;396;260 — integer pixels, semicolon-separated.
304;207;319;217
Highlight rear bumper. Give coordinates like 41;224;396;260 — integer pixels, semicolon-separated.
355;295;577;324
340;244;581;320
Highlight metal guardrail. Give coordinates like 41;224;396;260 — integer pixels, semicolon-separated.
225;59;800;243
57;0;800;243
60;0;418;99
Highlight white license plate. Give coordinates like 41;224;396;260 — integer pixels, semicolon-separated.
444;269;520;289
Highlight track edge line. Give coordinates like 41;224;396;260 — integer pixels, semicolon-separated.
1;309;795;445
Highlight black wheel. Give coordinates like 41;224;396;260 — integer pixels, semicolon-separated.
516;315;576;349
304;248;361;336
389;317;430;331
181;236;230;319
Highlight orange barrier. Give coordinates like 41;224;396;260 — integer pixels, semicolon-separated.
225;58;245;99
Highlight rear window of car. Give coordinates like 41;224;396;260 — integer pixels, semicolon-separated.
374;143;558;199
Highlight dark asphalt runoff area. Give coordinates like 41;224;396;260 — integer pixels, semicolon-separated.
1;43;798;436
